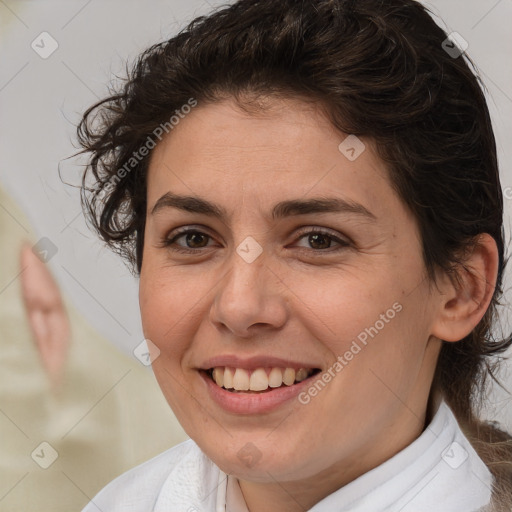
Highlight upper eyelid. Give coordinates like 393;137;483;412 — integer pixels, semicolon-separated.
166;224;344;237
165;225;350;247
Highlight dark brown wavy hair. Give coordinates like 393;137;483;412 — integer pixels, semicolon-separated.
76;0;512;508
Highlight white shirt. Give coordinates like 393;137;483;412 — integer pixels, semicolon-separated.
82;398;494;512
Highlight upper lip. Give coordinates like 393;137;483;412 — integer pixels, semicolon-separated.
199;355;321;371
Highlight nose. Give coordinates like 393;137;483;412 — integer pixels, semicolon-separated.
209;246;289;339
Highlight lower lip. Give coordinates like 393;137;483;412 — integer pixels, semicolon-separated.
199;370;318;414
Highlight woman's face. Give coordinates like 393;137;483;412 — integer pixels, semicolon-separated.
139;96;444;486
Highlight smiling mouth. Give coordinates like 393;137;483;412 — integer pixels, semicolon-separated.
205;366;322;393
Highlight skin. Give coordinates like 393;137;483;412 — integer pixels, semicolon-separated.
139;96;498;511
20;242;70;388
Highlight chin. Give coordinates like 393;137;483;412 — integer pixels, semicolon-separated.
205;443;319;483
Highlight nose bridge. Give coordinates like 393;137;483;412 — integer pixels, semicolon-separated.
220;235;268;308
210;236;287;336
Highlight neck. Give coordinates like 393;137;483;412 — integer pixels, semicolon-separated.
238;404;429;512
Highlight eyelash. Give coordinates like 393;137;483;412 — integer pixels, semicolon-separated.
159;226;350;255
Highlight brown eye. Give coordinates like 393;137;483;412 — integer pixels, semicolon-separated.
181;232;209;249
294;228;350;252
307;233;332;250
160;226;350;256
161;228;216;254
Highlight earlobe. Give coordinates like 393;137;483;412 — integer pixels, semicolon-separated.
431;234;499;343
19;242;70;388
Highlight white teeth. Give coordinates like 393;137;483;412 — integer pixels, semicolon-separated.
233;368;250;391
223;367;234;389
210;366;315;392
249;368;268;391
213;368;224;387
283;368;296;386
268;367;283;388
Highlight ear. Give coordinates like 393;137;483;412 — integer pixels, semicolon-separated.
19;242;70;388
431;233;499;343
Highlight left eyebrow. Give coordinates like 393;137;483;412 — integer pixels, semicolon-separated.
150;192;377;223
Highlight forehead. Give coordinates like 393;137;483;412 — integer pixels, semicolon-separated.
145;97;399;223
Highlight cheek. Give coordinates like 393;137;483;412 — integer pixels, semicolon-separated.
139;265;213;356
289;266;404;350
295;264;430;398
139;268;175;347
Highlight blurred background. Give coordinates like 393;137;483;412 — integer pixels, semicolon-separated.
0;0;511;510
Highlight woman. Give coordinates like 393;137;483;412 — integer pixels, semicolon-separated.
77;0;512;510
